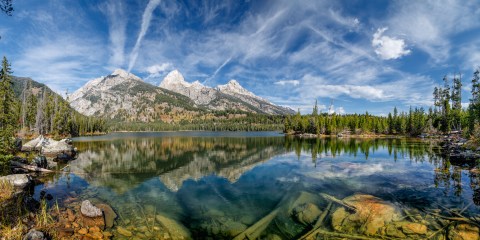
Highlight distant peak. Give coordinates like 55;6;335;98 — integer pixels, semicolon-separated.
110;68;142;81
160;69;187;87
227;79;240;85
112;68;129;75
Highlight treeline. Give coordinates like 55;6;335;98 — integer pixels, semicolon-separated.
0;56;107;154
17;81;106;137
285;68;480;137
109;114;284;132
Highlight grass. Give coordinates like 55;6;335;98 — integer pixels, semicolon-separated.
0;221;24;240
0;179;14;202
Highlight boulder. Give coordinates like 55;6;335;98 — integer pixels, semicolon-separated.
448;223;479;240
156;214;191;239
32;156;48;168
41;139;76;159
23;229;46;240
21;135;45;152
292;203;322;226
0;174;33;189
331;194;401;235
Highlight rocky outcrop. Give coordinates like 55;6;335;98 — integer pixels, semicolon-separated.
21;135;45;152
41;138;76;159
21;136;76;160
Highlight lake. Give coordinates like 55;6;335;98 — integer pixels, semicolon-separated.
34;132;480;239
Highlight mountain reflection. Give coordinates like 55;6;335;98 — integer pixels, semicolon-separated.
70;137;286;193
69;135;479;204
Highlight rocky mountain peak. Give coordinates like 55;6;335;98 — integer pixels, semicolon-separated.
110;69;142;81
217;79;257;98
160;69;188;88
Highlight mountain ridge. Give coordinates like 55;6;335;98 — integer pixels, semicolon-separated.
68;69;293;123
158;69;294;115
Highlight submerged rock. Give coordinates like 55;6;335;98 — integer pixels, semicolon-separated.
448;223;479;240
97;203;117;228
292;203;322;226
23;229;46;240
331;194;401;235
0;174;33;189
383;221;428;238
116;226;133;237
156;214;191;239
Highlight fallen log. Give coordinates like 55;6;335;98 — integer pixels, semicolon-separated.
319;193;356;212
305;229;386;240
299;202;332;240
10;161;53;173
233;209;279;240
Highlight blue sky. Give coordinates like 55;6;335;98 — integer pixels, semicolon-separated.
1;0;479;115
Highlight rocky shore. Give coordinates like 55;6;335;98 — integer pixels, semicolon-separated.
441;133;480;163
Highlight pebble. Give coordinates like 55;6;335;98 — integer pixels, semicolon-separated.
117;226;133;237
78;228;88;235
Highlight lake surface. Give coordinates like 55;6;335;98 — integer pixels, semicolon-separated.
35;132;480;239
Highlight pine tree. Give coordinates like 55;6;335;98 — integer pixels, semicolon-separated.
0;56;17;154
468;68;480;135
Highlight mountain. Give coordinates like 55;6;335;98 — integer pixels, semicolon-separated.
69;69;204;123
69;69;293;123
159;70;294;115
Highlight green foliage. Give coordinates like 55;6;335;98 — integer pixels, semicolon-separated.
287;69;480;137
109;114;284;132
0;56;18;154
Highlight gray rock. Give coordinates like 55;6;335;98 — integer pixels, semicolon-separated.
41;139;76;158
21;135;45;152
23;229;46;240
81;200;103;217
32;156;48;168
0;174;32;189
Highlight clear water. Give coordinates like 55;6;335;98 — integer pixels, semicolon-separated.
34;132;480;239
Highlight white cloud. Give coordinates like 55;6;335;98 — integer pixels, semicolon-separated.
275;80;300;86
128;0;162;72
372;27;410;60
145;63;173;75
385;0;480;62
336;107;346;115
101;0;127;68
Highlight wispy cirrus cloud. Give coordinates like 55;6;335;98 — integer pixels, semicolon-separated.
101;0;127;68
2;0;479;115
128;0;162;72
